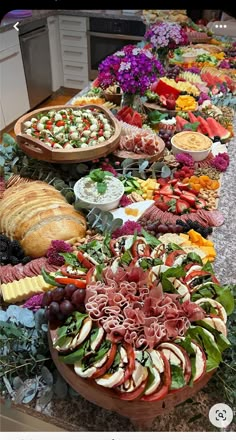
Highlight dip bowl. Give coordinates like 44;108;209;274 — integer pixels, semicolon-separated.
74;175;124;211
171;131;213;162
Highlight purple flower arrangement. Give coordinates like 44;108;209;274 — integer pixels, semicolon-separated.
98;45;164;95
211;153;229;172
144;22;188;51
175;152;195;168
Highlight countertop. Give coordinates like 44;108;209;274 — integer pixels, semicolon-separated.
0;10;143;33
2;115;236;432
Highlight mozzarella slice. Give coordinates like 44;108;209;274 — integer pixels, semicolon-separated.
95;368;124;388
159;343;186;369
194;298;227;323
71;318;92;348
132;361;148;388
185;265;202;277
90;328;105;351
190;342;205;382
148;349;164;373
74;363;96;378
144;367;161;396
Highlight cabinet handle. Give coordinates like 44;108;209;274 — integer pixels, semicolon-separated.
64;50;83;55
66;78;84;83
63;34;82;40
65;65;84;69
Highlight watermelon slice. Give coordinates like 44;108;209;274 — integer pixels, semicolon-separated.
188;111;198;124
206;117;231;142
131;111;142;128
197;116;211;136
176;115;189;132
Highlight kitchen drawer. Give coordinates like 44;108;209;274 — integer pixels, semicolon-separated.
63;60;88;78
0;29;19;52
61;45;88;63
60;30;87;48
59;15;87;31
63;75;89;89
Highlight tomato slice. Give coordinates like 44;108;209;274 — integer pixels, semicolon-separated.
91;344;117;379
115;343;136;387
117;377;148;401
165;250;186;267
86;267;96;285
141;352;171;402
54;277;86;288
110;239;121;256
131;239;151;258
77;251;95;269
184;270;212;284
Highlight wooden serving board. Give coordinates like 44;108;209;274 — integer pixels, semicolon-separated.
113;134;165;163
143;102;178;117
14;105;121;164
48;328;215;429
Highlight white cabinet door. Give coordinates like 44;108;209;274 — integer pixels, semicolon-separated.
47;16;63;91
0;45;30;127
0;102;5;130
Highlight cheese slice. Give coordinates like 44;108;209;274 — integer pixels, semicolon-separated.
1;274;52;304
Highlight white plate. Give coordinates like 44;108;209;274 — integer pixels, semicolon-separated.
111;200;154;223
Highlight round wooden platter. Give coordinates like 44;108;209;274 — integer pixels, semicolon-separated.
14;105;121;164
113;135;165;163
48;328;215;429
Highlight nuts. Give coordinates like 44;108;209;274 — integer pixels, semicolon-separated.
199;188;219;209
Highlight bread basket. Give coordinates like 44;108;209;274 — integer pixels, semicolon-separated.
14;105;121;164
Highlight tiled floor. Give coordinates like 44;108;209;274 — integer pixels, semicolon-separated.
4;87;79;138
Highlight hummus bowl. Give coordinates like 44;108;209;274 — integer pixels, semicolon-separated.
171;131;213;161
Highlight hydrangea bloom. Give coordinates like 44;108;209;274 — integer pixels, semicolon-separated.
211;153;229;172
175;153;194;168
112;220;142;238
46;240;72;266
98;45;164;95
144;22;188;51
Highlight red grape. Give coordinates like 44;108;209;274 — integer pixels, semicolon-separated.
49;301;60;315
60;300;75;316
64;284;78;298
157;224;169;233
52;287;65;302
42;291;53;307
71;289;86;306
168;225;176;233
175;225;183;233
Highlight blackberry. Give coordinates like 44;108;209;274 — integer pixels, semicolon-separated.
186;219;194;226
176;220;186;226
213;136;221;142
0;241;8;252
0;252;9;264
0;234;11;245
9;256;19;265
22;256;31;265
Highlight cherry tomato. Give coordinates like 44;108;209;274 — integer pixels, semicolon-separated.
56;121;65;127
62;114;67;119
98;129;104;137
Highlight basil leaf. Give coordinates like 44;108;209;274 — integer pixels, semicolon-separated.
175;335;195;356
186;326;222;372
186;252;203;265
161;277;177;293
136;350;151;367
95;264;104;281
167;243;183;251
97;181;107;194
141;229;161;248
202;261;214;274
161;266;186;279
107;350;121;374
120;250;132;266
213;284;235;315
145;366;156;391
196;320;231;352
59;339;90;364
59;252;80;267
83;340;111;368
170;365;186;390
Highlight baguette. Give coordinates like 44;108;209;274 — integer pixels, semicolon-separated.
21;214;86;258
0;181;87;258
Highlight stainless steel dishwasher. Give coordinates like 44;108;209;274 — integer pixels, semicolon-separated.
19;19;52;109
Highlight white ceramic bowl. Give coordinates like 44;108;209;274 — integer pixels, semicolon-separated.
74;176;124;211
182;53;197;63
171;131;212;162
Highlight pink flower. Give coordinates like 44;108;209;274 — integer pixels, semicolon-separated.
211;153;229;172
119;195;132;207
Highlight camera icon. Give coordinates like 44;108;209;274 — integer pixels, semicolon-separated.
209;404;234;428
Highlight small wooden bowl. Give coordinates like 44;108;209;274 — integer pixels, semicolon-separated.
14;105;121;164
103;91;122;106
48;328;215;428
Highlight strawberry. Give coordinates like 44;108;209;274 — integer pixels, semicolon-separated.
176;183;190;191
195;198;207;209
188;188;200;196
159;184;173;195
180;192;196;206
168;179;178;185
176;200;190;215
189;208;197;213
155;201;169;211
158;178;169;186
173;187;182;196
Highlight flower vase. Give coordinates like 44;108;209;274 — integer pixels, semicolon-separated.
157;48;169;68
120;93;143;113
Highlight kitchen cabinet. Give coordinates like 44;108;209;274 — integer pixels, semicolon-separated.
0;103;5;130
47;16;63;92
59;15;89;89
0;30;29;127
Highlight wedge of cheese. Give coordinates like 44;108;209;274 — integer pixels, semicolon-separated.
1;275;52;304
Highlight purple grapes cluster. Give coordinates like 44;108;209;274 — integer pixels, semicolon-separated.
42;284;86;324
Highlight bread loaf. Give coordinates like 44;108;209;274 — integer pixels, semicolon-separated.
0;182;86;258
